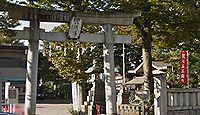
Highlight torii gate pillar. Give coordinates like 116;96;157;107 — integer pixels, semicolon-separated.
24;19;39;115
103;24;117;115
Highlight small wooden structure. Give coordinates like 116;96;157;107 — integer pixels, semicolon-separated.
127;61;172;91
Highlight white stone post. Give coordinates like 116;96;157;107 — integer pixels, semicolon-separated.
0;78;2;112
154;73;167;115
5;82;10;103
78;83;83;111
154;76;160;115
72;82;78;111
24;19;40;115
122;43;125;84
160;74;167;115
102;24;117;115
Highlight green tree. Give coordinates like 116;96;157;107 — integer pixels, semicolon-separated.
43;24;102;82
114;43;142;80
38;52;61;83
114;25;143;80
148;1;200;88
0;11;20;45
111;0;200;114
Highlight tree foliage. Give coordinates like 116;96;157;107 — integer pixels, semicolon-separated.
42;24;103;83
38;52;61;83
0;11;20;45
110;0;200;113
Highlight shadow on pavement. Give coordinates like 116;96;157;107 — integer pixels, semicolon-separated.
36;99;72;104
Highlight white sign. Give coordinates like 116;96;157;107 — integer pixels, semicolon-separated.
68;17;83;39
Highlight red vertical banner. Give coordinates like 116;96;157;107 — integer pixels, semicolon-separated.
179;51;189;85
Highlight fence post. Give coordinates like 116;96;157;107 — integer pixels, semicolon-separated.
160;74;167;115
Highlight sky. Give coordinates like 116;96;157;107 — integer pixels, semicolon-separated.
5;0;65;46
14;21;64;47
7;0;64;31
14;21;64;32
12;21;64;47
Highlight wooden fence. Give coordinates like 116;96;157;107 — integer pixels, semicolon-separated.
154;75;200;115
117;75;200;115
117;88;200;115
167;88;200;115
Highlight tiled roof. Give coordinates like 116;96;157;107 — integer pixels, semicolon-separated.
128;61;172;74
125;76;144;85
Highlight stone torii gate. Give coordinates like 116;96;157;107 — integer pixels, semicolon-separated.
0;3;141;115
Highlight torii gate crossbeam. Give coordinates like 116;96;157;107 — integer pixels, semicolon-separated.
0;3;141;25
14;28;131;43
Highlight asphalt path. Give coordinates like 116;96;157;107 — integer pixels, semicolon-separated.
36;100;72;115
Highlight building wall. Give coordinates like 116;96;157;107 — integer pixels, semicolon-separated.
0;46;27;103
0;51;26;59
0;46;27;80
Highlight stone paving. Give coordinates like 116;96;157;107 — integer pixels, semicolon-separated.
2;100;72;115
36;99;72;115
36;103;72;115
0;100;72;115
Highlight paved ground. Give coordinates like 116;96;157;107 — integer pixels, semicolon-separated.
36;103;72;115
9;100;72;115
36;100;72;115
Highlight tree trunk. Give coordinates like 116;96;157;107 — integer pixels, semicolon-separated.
142;19;154;115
